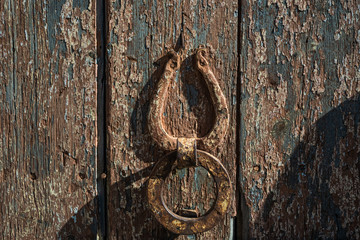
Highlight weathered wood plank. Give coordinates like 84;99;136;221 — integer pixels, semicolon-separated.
0;0;98;238
240;0;360;238
106;0;238;238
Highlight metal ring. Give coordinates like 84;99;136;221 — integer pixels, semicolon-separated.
148;49;229;151
147;150;231;235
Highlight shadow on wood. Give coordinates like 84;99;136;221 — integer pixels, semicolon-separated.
58;53;181;240
58;78;360;239
58;48;220;239
247;95;360;238
59;60;360;238
58;175;179;240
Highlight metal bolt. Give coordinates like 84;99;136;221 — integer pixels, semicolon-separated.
29;172;37;180
79;172;86;179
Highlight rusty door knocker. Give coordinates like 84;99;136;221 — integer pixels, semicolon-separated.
147;48;231;235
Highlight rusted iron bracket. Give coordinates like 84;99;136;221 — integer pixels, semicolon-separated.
146;48;231;235
176;138;197;169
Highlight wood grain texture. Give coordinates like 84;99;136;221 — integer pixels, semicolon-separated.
106;0;238;239
239;0;360;238
0;0;98;238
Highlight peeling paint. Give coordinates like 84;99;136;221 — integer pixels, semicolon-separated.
0;0;98;238
106;0;238;238
241;0;360;238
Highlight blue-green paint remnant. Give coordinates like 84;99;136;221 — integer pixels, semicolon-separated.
1;0;98;238
186;84;199;110
46;0;66;52
73;0;90;11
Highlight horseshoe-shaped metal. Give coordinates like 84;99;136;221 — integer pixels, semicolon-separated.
148;49;229;151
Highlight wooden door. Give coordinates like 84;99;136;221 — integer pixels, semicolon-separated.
1;0;359;239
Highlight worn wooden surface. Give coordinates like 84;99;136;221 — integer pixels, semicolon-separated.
240;0;360;238
0;0;98;239
106;0;238;239
2;0;360;239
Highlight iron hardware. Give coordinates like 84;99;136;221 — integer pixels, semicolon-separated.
147;48;231;235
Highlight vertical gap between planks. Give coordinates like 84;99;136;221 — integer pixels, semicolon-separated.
236;0;250;239
235;0;243;239
96;0;107;239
